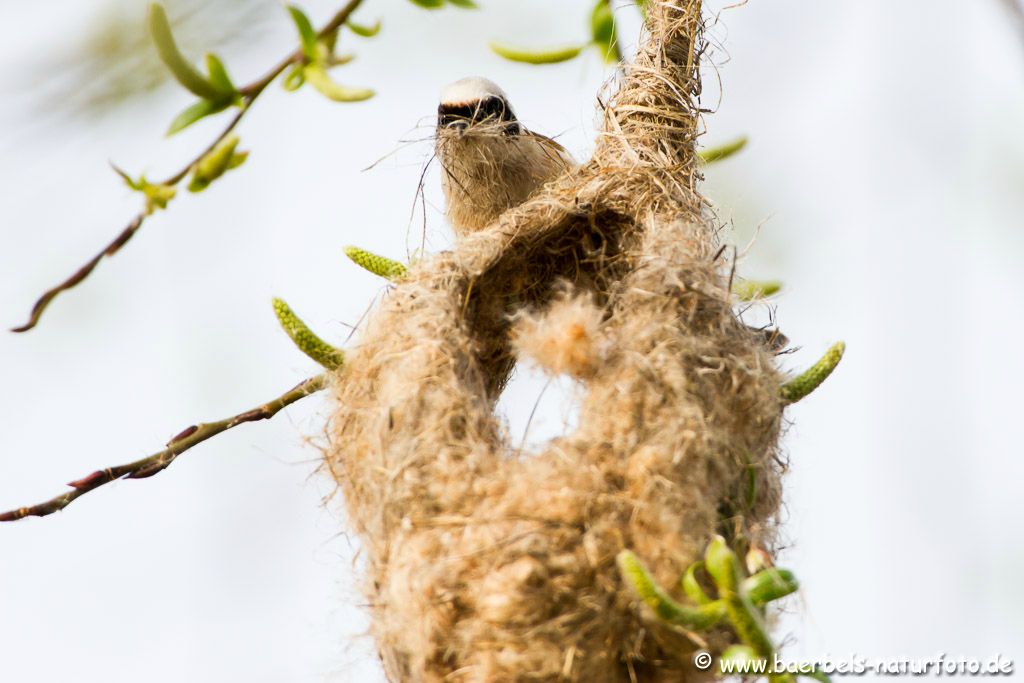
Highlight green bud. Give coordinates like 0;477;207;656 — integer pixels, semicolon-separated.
188;134;247;192
111;164;176;214
142;181;177;214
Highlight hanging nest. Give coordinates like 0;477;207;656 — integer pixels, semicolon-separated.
327;1;786;680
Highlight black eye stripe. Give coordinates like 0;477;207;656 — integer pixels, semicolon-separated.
438;96;517;126
476;96;513;121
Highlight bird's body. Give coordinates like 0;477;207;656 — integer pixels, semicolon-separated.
435;77;576;236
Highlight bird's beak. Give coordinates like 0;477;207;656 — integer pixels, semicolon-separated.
446;120;469;135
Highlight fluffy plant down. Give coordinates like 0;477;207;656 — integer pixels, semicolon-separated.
327;1;788;680
511;290;605;381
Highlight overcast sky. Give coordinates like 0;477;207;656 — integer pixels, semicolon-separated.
1;1;1023;680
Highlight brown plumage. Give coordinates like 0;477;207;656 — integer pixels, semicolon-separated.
435;76;576;236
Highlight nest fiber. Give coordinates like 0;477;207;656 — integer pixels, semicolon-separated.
328;2;786;679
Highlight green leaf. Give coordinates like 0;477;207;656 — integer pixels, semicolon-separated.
489;41;585;64
346;19;382;37
166;98;230;136
698;135;749;163
635;0;648;20
287;5;318;61
408;0;445;8
205;53;237;94
590;0;618;64
446;0;479;7
303;65;374;102
148;3;229;100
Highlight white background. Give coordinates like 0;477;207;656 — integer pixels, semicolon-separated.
1;0;1022;680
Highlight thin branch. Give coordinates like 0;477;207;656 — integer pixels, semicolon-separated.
11;0;366;333
0;374;327;522
11;212;145;333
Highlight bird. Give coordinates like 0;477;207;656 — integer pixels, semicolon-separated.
433;78;790;357
435;76;576;237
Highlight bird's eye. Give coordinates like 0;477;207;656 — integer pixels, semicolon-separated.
437;96;519;134
475;96;510;123
437;103;475;128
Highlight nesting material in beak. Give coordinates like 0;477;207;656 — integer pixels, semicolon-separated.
437;76;521;136
434;76;577;236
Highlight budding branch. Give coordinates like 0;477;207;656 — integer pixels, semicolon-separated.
0;374;325;521
11;0;366;333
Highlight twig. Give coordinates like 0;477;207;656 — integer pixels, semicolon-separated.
11;0;366;333
0;374;327;521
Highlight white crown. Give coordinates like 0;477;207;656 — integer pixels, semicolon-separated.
440;77;512;109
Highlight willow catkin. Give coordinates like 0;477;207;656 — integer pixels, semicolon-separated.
327;2;786;680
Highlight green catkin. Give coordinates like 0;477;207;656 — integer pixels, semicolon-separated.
698;135;748;164
780;341;846;403
616;551;726;630
733;279;782;301
621;539;814;682
343;246;408;280
272;298;345;370
741;568;798;605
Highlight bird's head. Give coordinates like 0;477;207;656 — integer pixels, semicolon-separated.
437;76;521;138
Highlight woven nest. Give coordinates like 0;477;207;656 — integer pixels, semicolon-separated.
327;2;786;680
